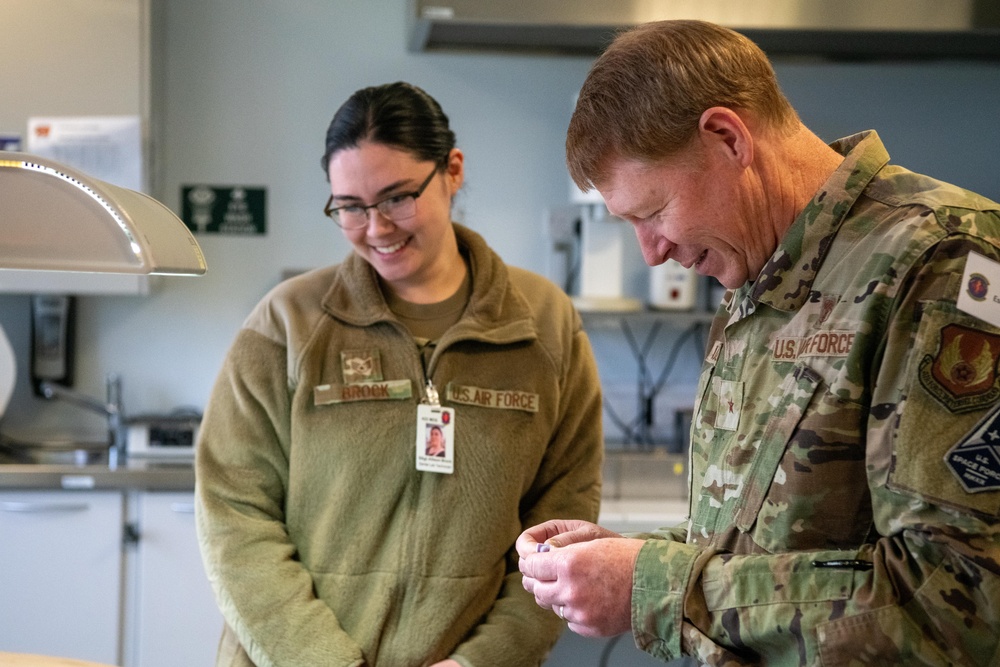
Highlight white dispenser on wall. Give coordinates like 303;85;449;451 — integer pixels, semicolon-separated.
567;173;642;310
569;178;698;310
649;260;698;310
576;203;627;307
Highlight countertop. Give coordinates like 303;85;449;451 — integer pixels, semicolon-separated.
0;652;115;667
0;458;195;491
598;497;689;534
0;451;690;532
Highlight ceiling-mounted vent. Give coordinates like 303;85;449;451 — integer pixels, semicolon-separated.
408;0;1000;60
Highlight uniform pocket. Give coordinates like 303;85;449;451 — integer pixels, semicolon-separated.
733;364;823;533
892;301;1000;517
817;605;953;666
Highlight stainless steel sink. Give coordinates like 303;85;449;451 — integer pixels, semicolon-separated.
0;437;110;466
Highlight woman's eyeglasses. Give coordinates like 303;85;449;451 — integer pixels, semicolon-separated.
324;164;439;230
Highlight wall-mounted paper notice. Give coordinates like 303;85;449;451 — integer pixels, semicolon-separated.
27;115;143;192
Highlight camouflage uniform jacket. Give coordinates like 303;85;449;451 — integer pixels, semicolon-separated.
631;131;1000;666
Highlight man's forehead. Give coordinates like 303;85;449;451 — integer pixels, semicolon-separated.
597;158;665;211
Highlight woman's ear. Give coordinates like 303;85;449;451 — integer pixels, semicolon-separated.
446;147;465;194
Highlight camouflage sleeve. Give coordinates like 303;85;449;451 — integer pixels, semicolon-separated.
626;525;689;542
630;233;1000;666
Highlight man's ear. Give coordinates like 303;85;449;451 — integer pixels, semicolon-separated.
698;107;753;169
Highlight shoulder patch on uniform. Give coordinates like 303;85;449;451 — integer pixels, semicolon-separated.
918;323;1000;413
945;404;1000;493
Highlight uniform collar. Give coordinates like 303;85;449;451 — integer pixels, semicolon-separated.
321;223;536;344
740;130;891;313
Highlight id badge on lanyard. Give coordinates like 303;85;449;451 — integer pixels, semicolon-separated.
415;379;455;474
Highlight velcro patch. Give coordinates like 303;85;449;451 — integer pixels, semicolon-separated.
314;380;412;405
945;404;1000;493
340;349;383;384
446;383;538;413
772;330;855;361
918;323;1000;413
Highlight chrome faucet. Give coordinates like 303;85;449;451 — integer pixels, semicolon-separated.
38;374;125;467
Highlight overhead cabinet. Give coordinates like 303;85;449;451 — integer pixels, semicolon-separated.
2;0;158;296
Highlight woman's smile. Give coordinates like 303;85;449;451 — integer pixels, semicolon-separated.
371;238;410;255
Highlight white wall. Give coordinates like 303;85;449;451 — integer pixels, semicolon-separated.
2;0;594;435
3;0;1000;443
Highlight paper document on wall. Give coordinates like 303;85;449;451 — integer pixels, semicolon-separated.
27;115;143;192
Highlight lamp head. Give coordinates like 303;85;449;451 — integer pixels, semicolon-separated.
0;151;206;276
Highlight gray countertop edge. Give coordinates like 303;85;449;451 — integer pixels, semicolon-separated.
0;462;195;491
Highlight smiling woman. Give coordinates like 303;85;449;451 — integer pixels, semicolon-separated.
194;81;604;667
326;142;465;304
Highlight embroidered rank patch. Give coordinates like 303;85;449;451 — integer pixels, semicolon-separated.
314;380;412;405
707;341;723;364
446;383;539;413
945;404;1000;493
918;323;1000;413
712;377;742;431
341;349;383;384
817;294;839;325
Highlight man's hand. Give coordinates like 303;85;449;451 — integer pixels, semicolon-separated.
516;519;619;557
518;521;644;637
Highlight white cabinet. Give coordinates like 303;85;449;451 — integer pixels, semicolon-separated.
0;487;223;667
0;490;124;664
128;491;223;667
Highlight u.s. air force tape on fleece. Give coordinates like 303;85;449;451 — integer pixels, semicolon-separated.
313;380;413;405
446;383;539;413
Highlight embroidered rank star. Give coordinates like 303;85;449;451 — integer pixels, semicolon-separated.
945;404;1000;492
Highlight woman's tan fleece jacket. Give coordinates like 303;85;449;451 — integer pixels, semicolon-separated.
195;224;604;667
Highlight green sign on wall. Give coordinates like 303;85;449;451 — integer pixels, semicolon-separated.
181;185;267;235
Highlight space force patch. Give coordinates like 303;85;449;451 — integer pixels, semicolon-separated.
918;323;1000;413
945;404;1000;493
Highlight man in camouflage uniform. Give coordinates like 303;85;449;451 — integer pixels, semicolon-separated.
517;19;1000;666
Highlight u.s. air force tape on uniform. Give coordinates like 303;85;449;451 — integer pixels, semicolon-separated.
446;383;539;413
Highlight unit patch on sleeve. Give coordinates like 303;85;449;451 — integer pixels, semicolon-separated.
945;403;1000;493
917;323;1000;413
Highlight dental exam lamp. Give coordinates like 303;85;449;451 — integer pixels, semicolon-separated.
0;150;207;431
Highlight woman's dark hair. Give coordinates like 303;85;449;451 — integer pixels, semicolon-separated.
321;81;456;179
